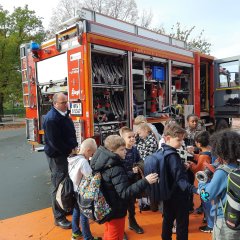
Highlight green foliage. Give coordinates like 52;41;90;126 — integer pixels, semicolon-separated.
169;22;211;54
0;5;45;118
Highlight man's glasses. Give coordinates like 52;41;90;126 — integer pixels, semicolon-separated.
57;101;68;105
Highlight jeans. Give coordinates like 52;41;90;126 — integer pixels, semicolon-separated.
127;197;136;219
202;201;214;228
72;202;93;240
162;197;189;240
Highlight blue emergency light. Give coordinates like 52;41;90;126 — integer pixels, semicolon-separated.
30;42;40;51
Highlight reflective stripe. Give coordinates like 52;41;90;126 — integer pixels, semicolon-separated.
227;194;240;211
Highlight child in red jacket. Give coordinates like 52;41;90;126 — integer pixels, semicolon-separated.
187;131;211;174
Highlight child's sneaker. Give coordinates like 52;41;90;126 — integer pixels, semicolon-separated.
172;225;176;234
199;225;213;233
72;231;83;240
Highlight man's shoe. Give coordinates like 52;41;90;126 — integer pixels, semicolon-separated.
199;225;213;233
123;232;128;240
55;218;72;229
129;218;144;234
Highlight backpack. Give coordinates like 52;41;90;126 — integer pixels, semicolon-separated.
216;165;240;230
56;175;75;213
144;148;177;202
77;172;112;224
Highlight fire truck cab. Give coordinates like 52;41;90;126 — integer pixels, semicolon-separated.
20;8;235;147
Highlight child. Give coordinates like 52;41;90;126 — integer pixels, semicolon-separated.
133;115;161;142
188;131;212;174
185;114;205;147
184;114;205;213
187;131;213;232
155;123;198;240
119;127;144;234
90;135;158;240
136;122;158;161
68;138;101;240
198;130;240;240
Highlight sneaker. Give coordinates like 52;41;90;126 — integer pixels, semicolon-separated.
172;225;176;234
129;217;144;234
199;225;213;233
141;204;150;211
72;231;83;240
195;206;203;214
123;232;128;240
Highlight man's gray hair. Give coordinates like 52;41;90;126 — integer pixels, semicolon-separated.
52;92;66;104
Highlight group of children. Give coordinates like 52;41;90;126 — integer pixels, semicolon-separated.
67;114;240;240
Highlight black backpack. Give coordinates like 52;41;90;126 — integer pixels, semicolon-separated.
144;148;176;202
56;175;75;213
217;166;240;230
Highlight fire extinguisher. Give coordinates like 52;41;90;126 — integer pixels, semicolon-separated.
158;85;165;111
151;84;157;112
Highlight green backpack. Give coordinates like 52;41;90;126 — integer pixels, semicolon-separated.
217;165;240;230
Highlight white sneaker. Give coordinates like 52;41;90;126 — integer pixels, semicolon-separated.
172;225;176;234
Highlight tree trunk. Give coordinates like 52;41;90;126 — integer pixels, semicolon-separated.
0;93;4;123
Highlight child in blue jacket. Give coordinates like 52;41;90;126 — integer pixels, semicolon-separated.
198;130;240;240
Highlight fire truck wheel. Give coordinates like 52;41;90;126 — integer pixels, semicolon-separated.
215;119;229;131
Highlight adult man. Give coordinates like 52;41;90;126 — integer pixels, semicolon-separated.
43;92;78;229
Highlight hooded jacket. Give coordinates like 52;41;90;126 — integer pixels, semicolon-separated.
90;146;149;220
68;154;92;192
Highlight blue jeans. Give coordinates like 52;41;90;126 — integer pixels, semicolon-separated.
202;201;214;228
72;201;93;240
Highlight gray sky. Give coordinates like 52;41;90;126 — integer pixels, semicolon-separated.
2;0;240;58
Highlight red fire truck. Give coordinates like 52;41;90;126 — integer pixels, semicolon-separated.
20;8;240;147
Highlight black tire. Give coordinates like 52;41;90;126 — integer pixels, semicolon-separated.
215;119;229;131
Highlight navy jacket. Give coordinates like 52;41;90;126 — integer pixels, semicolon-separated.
162;144;197;199
43;107;78;157
145;144;197;202
122;146;141;181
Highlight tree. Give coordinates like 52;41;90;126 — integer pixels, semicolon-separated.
0;5;45;121
167;22;211;54
138;9;153;29
48;0;138;36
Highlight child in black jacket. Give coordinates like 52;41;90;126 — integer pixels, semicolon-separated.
90;135;158;240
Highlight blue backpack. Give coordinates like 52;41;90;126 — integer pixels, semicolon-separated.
144;148;177;202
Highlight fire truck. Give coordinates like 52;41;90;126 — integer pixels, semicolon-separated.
20;8;240;147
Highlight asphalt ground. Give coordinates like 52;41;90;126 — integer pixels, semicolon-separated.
0;127;51;219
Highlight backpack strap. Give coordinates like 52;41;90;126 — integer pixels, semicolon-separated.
199;152;212;157
214;164;234;224
216;164;233;174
